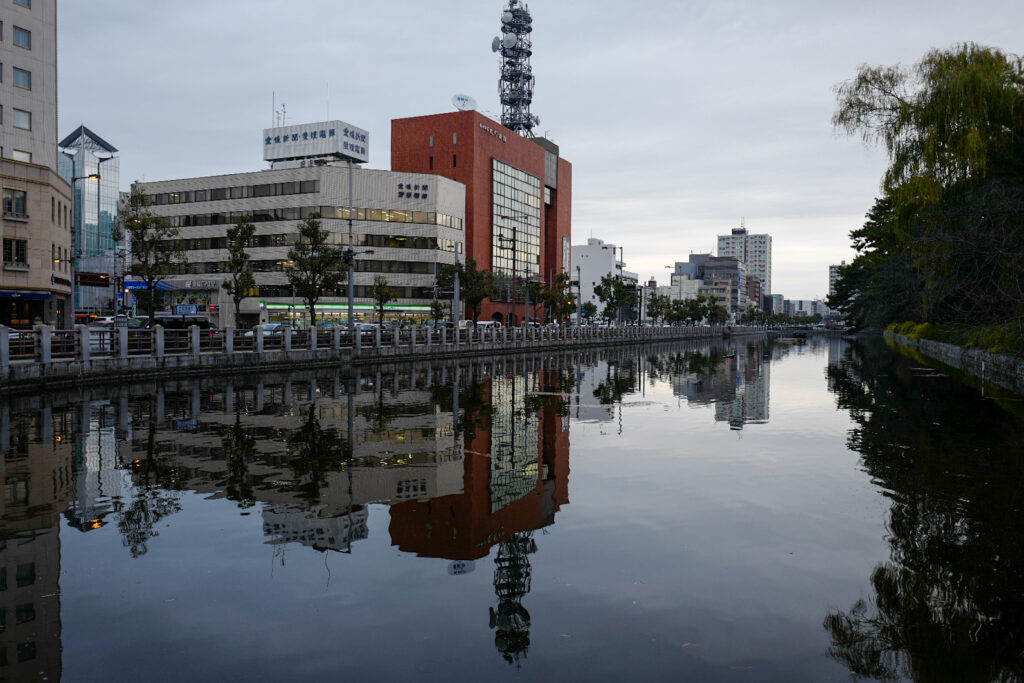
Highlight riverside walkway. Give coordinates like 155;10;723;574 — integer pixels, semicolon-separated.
0;323;766;394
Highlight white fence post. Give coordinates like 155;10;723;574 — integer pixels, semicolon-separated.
38;326;52;365
155;326;165;358
255;325;265;355
284;326;293;352
0;327;9;371
77;325;90;363
310;326;318;351
225;327;235;354
190;325;201;360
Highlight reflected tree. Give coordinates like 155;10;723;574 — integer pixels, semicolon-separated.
222;410;256;509
287;405;347;505
117;417;183;558
823;339;1024;681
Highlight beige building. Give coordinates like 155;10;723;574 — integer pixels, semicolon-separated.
0;0;72;327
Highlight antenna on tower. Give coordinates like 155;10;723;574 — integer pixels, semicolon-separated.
491;0;539;137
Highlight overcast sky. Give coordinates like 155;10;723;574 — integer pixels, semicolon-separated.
58;0;1024;299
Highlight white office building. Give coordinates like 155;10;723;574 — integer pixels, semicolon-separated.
829;261;846;297
136;122;466;327
717;226;772;297
570;237;634;321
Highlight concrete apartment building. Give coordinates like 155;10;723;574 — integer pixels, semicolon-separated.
0;0;72;327
136;122;466;327
717;226;771;298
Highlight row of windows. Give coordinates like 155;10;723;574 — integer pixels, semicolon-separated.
491;159;542;280
165;258;443;276
0;562;34;590
0;22;31;48
257;284;438;300
164;233;464;256
0;63;33;90
149;180;319;206
164;206;463;231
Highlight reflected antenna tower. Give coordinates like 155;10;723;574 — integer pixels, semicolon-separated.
491;0;539;137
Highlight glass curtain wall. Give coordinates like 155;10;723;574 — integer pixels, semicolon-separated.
491;159;541;303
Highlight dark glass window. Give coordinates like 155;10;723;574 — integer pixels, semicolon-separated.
12;26;30;49
14;0;30;7
15;603;34;624
16;641;35;663
15;563;33;588
12;67;30;90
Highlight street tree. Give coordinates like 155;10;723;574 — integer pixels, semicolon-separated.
371;275;398;325
286;213;346;327
222;215;256;329
437;258;494;322
113;186;184;327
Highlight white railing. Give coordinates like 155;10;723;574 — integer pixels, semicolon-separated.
0;323;756;374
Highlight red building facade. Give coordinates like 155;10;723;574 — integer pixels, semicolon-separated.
392;111;572;324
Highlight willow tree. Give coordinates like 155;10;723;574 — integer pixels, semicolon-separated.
833;43;1024;331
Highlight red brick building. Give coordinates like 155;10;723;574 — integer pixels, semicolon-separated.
392;111;572;324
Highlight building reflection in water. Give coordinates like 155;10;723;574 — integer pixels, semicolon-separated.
0;342;736;671
0;403;72;681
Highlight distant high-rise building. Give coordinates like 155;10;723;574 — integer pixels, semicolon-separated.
717;226;772;297
829;261;846;297
0;0;73;327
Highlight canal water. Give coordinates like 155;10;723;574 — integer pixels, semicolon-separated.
1;337;1022;681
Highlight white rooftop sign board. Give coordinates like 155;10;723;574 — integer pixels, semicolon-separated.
262;120;369;163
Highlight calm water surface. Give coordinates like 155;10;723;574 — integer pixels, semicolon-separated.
2;337;1023;682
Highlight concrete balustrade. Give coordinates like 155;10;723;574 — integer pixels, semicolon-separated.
0;322;774;392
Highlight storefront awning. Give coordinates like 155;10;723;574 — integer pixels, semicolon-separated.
0;290;51;300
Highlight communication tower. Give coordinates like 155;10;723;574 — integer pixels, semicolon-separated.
491;1;539;137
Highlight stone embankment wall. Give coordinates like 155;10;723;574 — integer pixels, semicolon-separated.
885;332;1024;395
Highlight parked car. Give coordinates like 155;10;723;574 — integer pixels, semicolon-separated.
130;315;217;330
475;320;502;330
243;322;289;337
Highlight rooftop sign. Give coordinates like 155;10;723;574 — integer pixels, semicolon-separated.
262;120;369;164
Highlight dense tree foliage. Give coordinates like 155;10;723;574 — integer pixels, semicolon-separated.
831;43;1024;345
286;213;346;327
437;258;494;322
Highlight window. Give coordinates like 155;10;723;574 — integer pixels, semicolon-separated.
13;67;30;89
14;0;31;7
452;154;457;168
12;26;30;49
3;188;27;215
3;239;28;264
429;135;433;147
12;108;30;130
429;156;433;170
15;563;33;588
12;150;31;163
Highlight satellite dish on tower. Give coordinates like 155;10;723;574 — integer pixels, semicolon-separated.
502;11;513;23
502;34;517;49
491;36;501;52
452;94;478;111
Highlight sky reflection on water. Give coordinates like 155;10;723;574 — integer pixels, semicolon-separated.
1;336;1021;681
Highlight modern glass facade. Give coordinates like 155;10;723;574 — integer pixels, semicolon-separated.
491;159;541;292
57;126;120;313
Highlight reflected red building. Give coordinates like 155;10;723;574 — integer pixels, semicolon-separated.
388;372;570;560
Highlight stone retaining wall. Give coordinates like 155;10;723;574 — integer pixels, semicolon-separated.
885;332;1024;395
